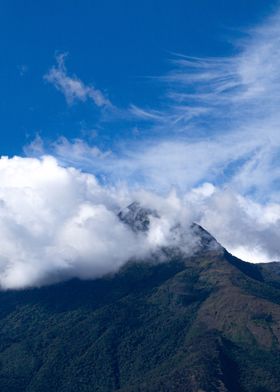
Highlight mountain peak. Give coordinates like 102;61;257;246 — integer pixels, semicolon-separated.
118;201;159;232
118;202;224;257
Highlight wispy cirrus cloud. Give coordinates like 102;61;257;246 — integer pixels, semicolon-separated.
23;8;280;267
44;52;112;107
28;124;278;202
124;10;280;141
122;10;280;199
129;104;164;122
35;10;280;202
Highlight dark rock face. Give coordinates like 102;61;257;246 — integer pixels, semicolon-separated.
0;203;280;391
191;222;224;254
118;201;159;233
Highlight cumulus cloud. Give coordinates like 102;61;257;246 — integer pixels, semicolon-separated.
0;155;206;290
0;155;278;290
185;184;280;263
44;53;112;107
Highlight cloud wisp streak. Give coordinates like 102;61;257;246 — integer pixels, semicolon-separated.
44;53;112;107
158;11;280;130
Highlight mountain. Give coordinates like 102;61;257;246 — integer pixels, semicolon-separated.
0;205;280;391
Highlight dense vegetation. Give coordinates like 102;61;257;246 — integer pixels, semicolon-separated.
0;247;280;391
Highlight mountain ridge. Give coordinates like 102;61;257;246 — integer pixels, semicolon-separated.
0;204;279;391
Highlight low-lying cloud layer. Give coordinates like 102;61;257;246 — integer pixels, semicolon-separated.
0;155;197;289
0;155;278;290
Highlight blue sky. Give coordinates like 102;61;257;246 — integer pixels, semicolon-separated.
0;1;279;285
0;0;278;155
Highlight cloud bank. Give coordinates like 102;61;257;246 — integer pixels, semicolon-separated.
0;156;202;290
0;155;278;290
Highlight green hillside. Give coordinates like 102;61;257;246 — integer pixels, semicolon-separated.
0;248;280;391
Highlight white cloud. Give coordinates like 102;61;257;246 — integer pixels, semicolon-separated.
0;155;278;290
109;10;280;202
161;13;280;125
129;104;164;122
186;186;280;263
0;156;204;290
36;10;280;202
34;127;276;198
44;53;112;107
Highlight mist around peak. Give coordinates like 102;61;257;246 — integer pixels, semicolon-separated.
0;155;278;289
